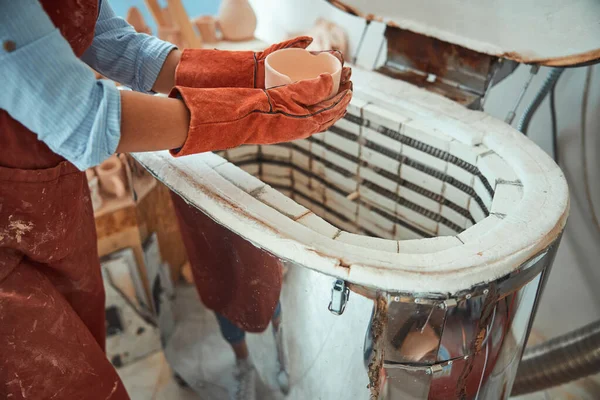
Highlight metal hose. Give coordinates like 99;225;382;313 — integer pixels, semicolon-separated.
517;67;564;135
511;319;600;396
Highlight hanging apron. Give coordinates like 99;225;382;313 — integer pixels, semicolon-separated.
0;1;129;399
171;194;283;333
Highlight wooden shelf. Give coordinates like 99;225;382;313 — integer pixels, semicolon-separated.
94;174;157;218
95;168;186;302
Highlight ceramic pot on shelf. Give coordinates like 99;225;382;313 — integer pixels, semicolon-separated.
96;155;127;198
217;0;257;41
126;7;152;35
193;15;218;43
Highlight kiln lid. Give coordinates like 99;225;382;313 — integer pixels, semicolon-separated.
328;0;600;66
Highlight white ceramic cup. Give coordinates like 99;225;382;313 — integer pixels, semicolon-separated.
264;48;342;99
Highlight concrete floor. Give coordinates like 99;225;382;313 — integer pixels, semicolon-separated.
159;284;286;400
117;351;201;400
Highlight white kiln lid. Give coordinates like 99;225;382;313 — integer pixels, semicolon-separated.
328;0;600;66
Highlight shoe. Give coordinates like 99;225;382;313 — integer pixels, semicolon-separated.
273;324;290;395
276;369;290;395
173;373;190;388
232;359;257;400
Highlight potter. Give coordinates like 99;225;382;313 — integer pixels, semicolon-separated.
193;15;218;43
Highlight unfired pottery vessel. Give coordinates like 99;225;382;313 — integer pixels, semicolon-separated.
265;48;342;98
193;15;218;43
126;7;152;35
217;0;257;41
97;155;127;198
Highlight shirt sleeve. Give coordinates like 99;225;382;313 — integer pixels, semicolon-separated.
81;0;176;93
0;0;121;170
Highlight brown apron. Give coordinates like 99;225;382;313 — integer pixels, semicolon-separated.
171;194;282;332
0;1;129;399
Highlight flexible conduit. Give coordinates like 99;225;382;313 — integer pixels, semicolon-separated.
511;319;600;395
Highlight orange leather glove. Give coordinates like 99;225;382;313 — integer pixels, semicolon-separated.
170;73;352;156
175;36;344;89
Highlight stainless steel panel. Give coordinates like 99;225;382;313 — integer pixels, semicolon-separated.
162;260;375;400
478;274;542;399
437;247;552;363
152;227;559;399
437;294;484;362
385;364;432;399
425;275;543;400
385;300;446;364
429;357;472;400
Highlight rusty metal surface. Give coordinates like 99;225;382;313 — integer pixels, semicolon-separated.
378;27;495;107
377;66;480;107
368;296;389;399
384;28;493;91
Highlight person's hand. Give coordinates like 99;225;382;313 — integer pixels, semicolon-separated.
169;73;352;156
174;36;349;89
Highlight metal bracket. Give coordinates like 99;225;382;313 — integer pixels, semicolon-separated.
328;279;350;316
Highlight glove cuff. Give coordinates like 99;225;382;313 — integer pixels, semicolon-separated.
169;86;270;156
175;49;256;88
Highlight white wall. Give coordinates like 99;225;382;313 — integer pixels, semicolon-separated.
486;65;600;339
249;0;378;65
249;0;600;340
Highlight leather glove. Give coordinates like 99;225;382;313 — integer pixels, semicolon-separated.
170;73;352;156
175;36;346;89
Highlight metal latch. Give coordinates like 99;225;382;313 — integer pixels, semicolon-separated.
328;279;349;316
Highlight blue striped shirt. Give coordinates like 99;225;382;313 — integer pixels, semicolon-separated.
0;0;175;170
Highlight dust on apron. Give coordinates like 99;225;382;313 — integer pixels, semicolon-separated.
171;193;283;333
0;1;129;399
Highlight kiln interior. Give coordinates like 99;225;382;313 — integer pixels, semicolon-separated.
216;98;521;241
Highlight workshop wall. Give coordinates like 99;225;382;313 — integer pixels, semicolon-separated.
486;65;600;340
110;0;221;33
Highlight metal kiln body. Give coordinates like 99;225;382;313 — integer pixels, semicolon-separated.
135;65;568;399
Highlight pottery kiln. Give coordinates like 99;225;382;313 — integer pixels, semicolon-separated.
131;1;600;398
134;66;567;398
